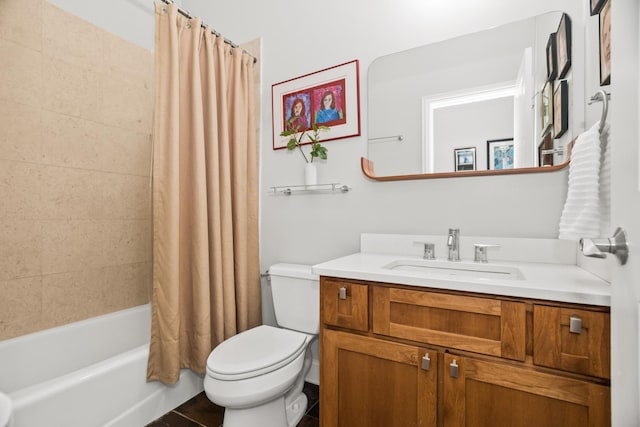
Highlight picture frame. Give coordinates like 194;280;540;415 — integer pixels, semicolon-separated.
486;138;514;170
546;33;557;81
591;0;606;16
538;132;554;167
555;13;572;79
599;0;611;86
454;147;476;172
540;80;554;134
271;60;361;150
553;80;569;139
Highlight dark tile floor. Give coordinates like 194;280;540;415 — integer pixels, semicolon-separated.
146;382;319;427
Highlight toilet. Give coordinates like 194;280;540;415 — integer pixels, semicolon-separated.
204;263;319;427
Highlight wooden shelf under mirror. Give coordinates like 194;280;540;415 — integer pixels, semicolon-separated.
361;140;574;181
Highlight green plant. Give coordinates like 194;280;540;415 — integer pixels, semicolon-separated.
280;121;329;163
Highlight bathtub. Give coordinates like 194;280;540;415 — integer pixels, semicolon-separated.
0;304;204;427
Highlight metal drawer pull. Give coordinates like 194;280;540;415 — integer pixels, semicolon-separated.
569;315;582;334
338;286;347;300
449;359;459;378
421;353;431;371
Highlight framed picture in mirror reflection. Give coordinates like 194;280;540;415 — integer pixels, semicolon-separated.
591;0;607;15
553;80;569;139
556;13;571;79
487;139;514;170
454;147;476;172
599;0;611;86
540;80;553;134
546;33;557;81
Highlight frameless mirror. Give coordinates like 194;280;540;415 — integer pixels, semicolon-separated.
366;11;575;180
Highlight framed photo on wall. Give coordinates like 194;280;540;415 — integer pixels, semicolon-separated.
538;132;554;167
271;60;361;150
546;33;557;81
553;80;569;139
454;147;476;171
486;138;514;170
540;80;553;134
556;13;572;79
591;0;607;15
599;0;611;86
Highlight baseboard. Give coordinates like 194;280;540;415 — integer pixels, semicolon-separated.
305;358;320;385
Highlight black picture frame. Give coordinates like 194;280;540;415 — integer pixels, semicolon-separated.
540;80;554;135
553;80;569;139
486;138;514;170
591;0;606;16
599;0;611;86
454;147;476;172
546;33;557;81
556;13;572;79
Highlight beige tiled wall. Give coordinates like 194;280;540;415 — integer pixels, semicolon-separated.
0;0;153;340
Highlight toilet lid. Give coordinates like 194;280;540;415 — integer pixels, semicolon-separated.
206;325;308;381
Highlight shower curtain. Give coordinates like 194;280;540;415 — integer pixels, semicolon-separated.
147;2;260;384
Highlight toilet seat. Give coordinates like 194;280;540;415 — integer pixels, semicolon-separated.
206;325;308;381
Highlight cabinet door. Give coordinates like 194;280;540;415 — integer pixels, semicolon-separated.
321;278;369;331
321;329;437;427
443;353;610;427
372;286;526;360
533;305;610;379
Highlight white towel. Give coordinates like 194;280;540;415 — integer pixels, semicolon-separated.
558;121;602;240
599;122;611;236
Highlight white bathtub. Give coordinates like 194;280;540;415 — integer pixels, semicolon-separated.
0;304;204;427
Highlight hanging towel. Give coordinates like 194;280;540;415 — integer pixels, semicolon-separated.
599;122;611;236
558;121;602;240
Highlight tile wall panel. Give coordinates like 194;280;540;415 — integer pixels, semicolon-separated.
0;0;153;340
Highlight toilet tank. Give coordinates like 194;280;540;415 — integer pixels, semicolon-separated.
269;263;319;334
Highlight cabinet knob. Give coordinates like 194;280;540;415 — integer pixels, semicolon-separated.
449;359;459;378
421;353;431;371
569;315;582;334
338;286;347;300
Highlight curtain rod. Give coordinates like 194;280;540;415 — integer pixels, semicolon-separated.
159;0;257;64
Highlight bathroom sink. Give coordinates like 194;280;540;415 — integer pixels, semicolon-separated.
382;259;525;281
0;391;12;427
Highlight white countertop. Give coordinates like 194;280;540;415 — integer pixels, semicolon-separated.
312;252;611;306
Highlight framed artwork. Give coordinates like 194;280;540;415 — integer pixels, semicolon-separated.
599;0;611;86
540;80;553;134
546;33;557;81
454;147;476;171
487;138;514;170
553;80;569;139
271;60;361;150
591;0;607;15
556;13;572;79
538;132;554;167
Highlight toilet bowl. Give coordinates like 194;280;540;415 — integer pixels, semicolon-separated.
0;392;12;427
204;263;319;427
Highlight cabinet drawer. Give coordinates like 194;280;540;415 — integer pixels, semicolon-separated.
372;286;526;360
533;305;610;379
321;278;368;331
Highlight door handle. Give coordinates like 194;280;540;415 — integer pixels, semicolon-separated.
579;227;629;265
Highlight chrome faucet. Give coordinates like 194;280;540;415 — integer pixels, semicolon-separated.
447;228;460;261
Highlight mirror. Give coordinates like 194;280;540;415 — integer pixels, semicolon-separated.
366;11;575;180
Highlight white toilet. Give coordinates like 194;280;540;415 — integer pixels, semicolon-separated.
204;263;319;427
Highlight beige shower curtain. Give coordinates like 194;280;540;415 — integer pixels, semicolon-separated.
147;2;261;384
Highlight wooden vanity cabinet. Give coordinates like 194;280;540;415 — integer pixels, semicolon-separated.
320;277;611;427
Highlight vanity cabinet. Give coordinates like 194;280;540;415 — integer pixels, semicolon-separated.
320;278;611;427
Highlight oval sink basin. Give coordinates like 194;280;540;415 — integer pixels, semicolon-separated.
382;259;524;281
0;391;12;427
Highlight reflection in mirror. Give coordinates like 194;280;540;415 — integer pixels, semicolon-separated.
367;11;573;179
